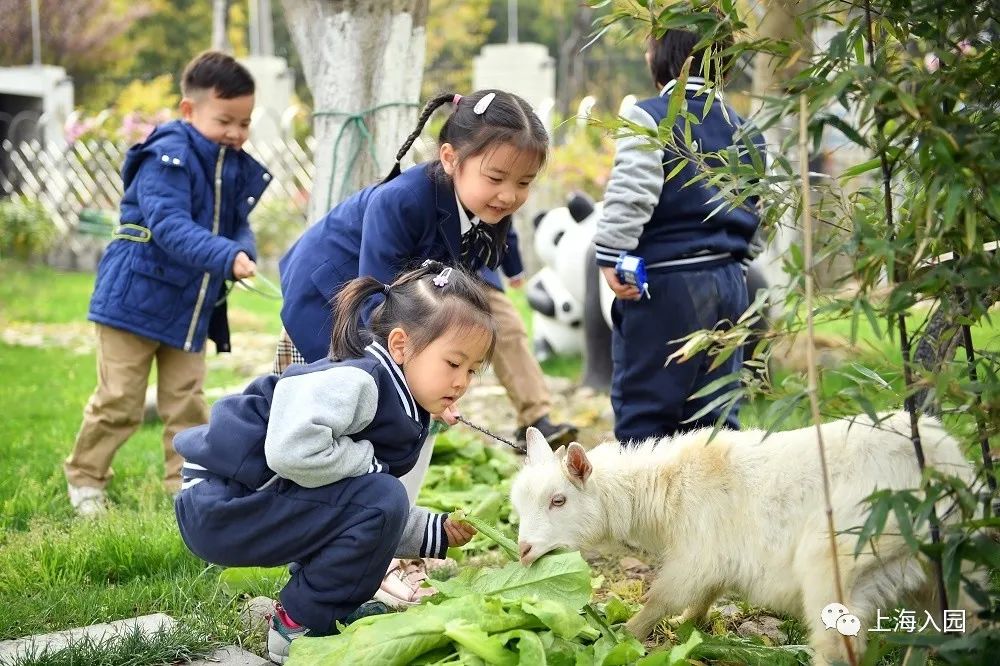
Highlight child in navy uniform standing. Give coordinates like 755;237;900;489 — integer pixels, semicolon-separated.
595;24;765;442
174;262;487;663
64;51;269;514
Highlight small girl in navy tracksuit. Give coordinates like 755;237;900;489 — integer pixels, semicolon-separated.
174;261;494;662
595;24;765;442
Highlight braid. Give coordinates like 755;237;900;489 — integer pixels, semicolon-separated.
382;92;457;183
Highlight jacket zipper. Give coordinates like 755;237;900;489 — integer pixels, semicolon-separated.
184;147;226;351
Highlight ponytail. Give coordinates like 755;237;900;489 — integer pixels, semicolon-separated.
328;261;497;365
330;277;388;359
382;92;459;183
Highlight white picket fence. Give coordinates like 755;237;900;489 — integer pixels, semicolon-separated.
0;133;316;236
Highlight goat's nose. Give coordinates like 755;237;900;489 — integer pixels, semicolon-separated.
518;540;532;561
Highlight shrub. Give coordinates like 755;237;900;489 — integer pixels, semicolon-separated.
0;196;57;261
250;196;308;260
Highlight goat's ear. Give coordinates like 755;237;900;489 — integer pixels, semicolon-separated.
564;442;592;488
525;427;554;464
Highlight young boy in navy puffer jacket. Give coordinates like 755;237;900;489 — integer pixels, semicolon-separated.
64;51;272;514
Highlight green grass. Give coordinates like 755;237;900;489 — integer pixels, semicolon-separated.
0;265;95;324
0;262;285;652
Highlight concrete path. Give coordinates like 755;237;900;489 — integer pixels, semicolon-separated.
0;613;270;665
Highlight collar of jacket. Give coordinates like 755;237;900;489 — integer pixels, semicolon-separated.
659;76;724;102
432;167;462;263
364;340;424;423
179;121;271;186
454;188;480;235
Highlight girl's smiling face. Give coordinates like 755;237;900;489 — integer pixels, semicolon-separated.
440;142;540;224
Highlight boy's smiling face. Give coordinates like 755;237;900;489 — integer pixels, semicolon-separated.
180;89;254;151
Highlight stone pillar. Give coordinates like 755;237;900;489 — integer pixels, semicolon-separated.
238;55;294;143
473;43;557;276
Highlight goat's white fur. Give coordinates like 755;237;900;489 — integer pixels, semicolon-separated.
511;412;982;665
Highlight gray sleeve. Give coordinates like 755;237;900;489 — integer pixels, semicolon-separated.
594;104;665;267
264;366;379;488
394;506;448;559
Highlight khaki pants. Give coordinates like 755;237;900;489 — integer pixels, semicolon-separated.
486;288;550;427
64;324;208;493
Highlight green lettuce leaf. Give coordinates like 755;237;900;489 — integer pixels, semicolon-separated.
434;551;592;610
287;596;536;665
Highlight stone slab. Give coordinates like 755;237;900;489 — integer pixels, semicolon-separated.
188;646;271;665
0;613;175;661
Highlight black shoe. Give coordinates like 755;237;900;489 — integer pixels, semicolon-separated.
515;416;579;450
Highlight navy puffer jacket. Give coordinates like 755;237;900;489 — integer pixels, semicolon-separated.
88;121;271;352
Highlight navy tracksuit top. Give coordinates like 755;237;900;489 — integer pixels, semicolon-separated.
173;344;430;488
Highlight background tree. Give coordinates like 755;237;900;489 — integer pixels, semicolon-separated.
280;0;429;220
421;0;494;99
212;0;233;51
0;0;152;109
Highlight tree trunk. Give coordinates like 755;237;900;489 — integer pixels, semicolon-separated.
555;4;592;136
280;0;429;221
212;0;231;52
911;285;1000;414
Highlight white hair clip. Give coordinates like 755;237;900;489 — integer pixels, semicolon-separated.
432;267;453;288
473;92;496;115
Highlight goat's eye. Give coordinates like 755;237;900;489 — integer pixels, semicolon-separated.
550;494;566;508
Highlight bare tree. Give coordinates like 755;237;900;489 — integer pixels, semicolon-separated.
212;0;232;52
281;0;429;220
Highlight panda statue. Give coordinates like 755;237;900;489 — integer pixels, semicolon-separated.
525;192;770;392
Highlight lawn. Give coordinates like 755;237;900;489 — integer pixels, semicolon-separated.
1;261;995;665
0;263;289;660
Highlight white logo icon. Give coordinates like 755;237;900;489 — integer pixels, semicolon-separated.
837;614;862;637
821;602;849;630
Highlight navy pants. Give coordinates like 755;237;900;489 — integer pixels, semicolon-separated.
175;473;409;634
610;261;747;443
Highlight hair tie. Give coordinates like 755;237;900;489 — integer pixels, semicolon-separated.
452;93;463;107
382;283;391;295
432;267;453;288
473;92;496;115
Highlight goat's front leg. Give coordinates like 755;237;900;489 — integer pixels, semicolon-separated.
626;558;722;639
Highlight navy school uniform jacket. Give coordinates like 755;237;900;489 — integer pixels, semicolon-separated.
594;77;765;270
88;120;270;352
174;340;449;558
174;341;429;486
279;162;524;363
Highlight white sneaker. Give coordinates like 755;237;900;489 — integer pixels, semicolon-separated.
67;484;107;517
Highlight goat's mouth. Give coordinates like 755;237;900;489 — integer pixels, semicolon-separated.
518;541;557;565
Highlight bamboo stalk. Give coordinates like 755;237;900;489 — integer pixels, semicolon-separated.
863;0;949;619
799;94;858;666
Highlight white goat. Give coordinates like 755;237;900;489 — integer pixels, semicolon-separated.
511;412;982;665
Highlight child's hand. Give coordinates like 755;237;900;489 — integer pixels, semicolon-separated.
600;266;641;301
443;517;477;547
232;251;257;280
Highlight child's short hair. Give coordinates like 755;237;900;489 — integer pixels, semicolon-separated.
330;261;497;362
181;51;255;99
648;18;734;86
385;90;548;182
